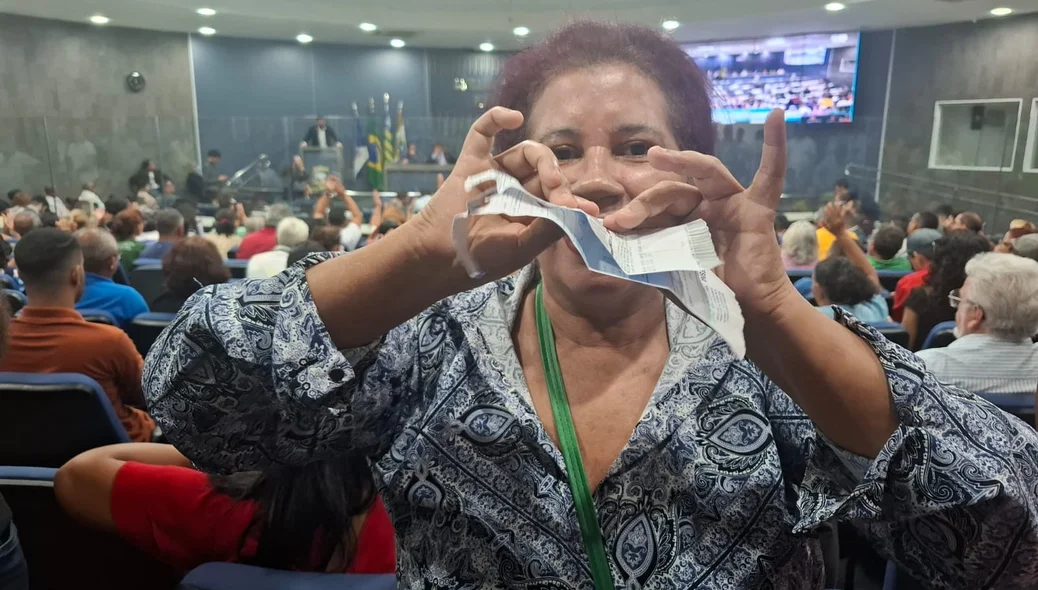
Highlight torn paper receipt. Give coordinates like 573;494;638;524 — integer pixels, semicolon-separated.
453;170;746;358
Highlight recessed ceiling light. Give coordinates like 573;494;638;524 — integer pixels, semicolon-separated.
661;20;680;31
989;6;1013;16
830;33;849;43
359;22;377;32
512;26;530;37
88;15;110;25
296;33;313;44
390;38;405;48
198;26;216;36
196;7;216;16
479;42;494;52
824;2;846;11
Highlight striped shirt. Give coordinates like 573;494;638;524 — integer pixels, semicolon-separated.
915;333;1038;395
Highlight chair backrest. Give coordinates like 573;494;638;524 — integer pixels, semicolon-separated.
786;269;813;282
0;373;129;467
112;262;131;286
0;465;180;590
2;289;26;314
0;273;20;291
869;322;910;348
224;259;248;279
129;264;164;306
127;312;176;356
181;563;397;590
77;308;118;326
921;320;956;350
875;270;910;293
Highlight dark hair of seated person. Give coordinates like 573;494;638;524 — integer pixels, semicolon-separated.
213;208;236;236
14;228;81;291
209;459;376;571
310;225;341;252
871;225;905;261
813;256;877;306
39;210;59;228
377;219;400;236
163;237;230;298
919;230;992;309
287;240;328;267
327;205;348;228
913;210;939;231
105;196;130;218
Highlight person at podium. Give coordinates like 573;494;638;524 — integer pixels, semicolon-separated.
301;116;341;149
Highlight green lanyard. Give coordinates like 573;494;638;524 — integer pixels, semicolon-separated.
535;282;616;590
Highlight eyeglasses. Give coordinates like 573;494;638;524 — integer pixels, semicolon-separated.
948;289;979;310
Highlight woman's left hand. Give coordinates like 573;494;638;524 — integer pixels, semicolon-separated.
603;108;791;317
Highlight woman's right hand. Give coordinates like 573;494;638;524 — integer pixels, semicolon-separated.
415;107;598;282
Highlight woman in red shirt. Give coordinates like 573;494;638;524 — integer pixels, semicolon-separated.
54;443;395;574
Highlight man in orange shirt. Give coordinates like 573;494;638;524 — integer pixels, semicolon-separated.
0;228;154;441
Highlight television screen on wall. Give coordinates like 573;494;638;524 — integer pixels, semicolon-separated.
684;32;860;124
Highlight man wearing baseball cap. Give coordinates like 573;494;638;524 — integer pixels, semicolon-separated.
892;227;943;321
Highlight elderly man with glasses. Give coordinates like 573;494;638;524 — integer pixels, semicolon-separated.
916;252;1038;395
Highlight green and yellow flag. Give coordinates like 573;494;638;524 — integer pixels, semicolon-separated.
366;110;383;190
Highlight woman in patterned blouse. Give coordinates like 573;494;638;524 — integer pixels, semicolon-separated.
145;22;1038;589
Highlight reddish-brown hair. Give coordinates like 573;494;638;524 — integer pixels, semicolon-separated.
491;21;714;155
109;209;144;241
162;236;230;297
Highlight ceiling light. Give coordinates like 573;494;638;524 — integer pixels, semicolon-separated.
989;7;1013;16
830;33;849;43
88;15;110;25
765;37;786;47
662;20;680;31
196;7;216;16
296;33;313;44
198;26;216;36
479;42;494;52
359;22;377;32
512;26;530;37
824;2;846;11
390;38;405;48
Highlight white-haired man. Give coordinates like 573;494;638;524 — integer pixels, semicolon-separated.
245;216;310;279
916;252;1038;394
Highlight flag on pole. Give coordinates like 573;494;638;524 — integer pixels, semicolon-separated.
395;101;407;162
365;99;383;190
382;93;397;164
352;103;368;180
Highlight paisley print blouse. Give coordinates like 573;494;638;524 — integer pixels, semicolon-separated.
144;255;1038;589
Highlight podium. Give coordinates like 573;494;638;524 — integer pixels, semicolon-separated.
301;147;344;186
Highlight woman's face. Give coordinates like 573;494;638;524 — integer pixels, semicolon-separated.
526;63;685;294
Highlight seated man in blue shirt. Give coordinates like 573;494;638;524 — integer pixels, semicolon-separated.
75;228;148;328
137;209;184;263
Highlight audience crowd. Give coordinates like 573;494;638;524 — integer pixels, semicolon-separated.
0;76;1037;589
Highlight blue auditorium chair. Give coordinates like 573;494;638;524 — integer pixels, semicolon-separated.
1;289;25;314
78;308;118;326
920;321;956;350
0;465;179;590
179;563;396;590
0;273;21;291
0;373;129;467
127;312;177;356
875;270;910;293
225;259;248;279
786;269;813;282
129;262;165;306
869;322;910;348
